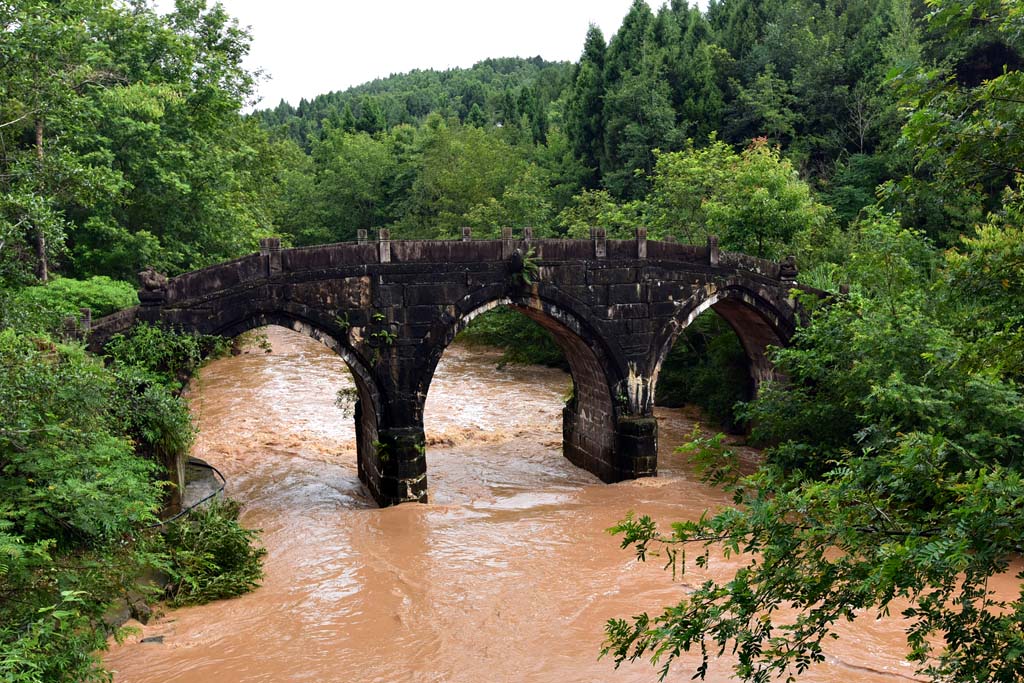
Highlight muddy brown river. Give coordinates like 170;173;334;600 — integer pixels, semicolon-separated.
104;325;957;682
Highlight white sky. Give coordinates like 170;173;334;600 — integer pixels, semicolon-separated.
153;1;706;109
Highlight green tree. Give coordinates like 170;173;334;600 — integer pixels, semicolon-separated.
306;129;398;243
730;63;800;146
661;2;726;139
396;116;526;237
643;138;832;258
0;0;123;284
890;0;1024;243
600;0;680;199
555;189;644;239
564;25;607;188
464;164;556;236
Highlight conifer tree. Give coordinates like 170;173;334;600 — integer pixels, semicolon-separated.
565;25;607;188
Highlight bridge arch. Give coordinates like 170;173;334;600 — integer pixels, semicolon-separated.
649;282;796;411
416;285;634;483
212;311;384;490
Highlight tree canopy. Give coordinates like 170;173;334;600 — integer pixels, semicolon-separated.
1;0;1023;680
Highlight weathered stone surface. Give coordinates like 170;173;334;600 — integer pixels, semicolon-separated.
90;237;812;508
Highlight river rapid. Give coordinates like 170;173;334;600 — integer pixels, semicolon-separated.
105;325;942;683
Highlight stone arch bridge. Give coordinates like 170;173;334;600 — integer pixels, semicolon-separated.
89;228;809;507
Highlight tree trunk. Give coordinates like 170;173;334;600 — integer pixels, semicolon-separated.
34;118;48;282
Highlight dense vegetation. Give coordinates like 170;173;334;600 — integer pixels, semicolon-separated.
0;307;265;682
0;2;270;680
1;0;1022;680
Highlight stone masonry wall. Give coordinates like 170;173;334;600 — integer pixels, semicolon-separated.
89;230;807;507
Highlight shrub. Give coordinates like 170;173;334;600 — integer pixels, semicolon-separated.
4;276;136;333
161;500;266;607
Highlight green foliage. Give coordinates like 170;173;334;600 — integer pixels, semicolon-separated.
300;129;399;243
255;57;571;149
0;591;115;683
161;499;266;607
943;183;1024;380
556;189;644;239
104;323;230;391
395;116;528;237
0;322;264;681
4;276;136;334
644;138;833;258
655;315;752;431
0;330;162;542
565;25;607;188
459;307;565;367
0;328;163;682
890;0;1024;244
0;0;282;283
600;1;681;199
605;445;1024;682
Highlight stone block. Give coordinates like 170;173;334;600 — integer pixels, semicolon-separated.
404;283;466;306
588;268;637;285
608;283;645;304
405;305;441;325
375;284;404;307
607;303;649;319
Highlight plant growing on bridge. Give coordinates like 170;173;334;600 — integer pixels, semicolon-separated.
510;247;540;287
372;439;390;463
371;328;398;346
334;310;351;331
335;387;359;418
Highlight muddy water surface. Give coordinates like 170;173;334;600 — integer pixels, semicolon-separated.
106;326;940;682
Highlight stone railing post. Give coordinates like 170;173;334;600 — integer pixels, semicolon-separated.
79;307;92;334
137;267;167;322
522;226;533;242
62;315;79;340
501;226;514;259
779;255;798;282
378;228;391;263
357;229;368;244
707;235;720;266
593;227;607;259
636;226;647;259
259;237;282;275
461;226;472;241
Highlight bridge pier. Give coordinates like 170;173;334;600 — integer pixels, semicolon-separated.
358;423;428;507
614;415;658;479
562;407;658;483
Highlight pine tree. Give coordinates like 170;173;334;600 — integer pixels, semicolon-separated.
564;25;607;188
601;0;679;198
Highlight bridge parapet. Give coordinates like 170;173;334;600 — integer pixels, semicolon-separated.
165;253;264;305
153;233;794;307
719;251;782;279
